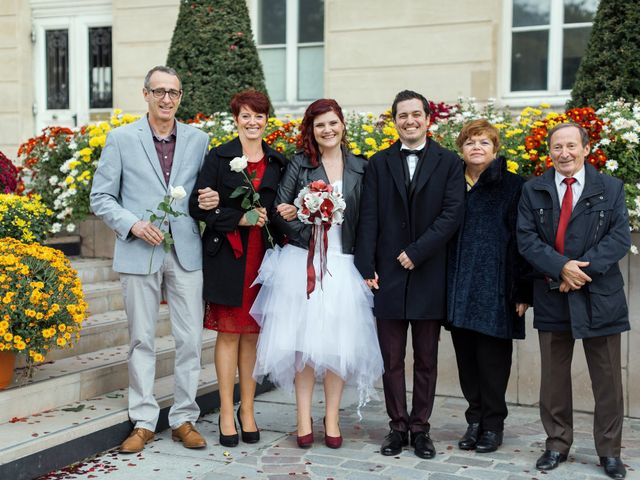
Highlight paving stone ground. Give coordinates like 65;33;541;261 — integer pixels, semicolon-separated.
42;388;640;480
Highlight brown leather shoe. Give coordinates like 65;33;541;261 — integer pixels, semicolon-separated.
171;422;207;449
119;427;155;453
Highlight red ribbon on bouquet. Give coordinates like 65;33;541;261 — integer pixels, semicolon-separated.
306;223;330;298
295;179;344;298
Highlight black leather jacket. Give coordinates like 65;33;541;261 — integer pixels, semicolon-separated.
273;149;366;254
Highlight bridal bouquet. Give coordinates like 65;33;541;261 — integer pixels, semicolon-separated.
294;180;346;297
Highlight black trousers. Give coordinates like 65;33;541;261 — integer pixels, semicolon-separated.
376;318;441;434
450;327;513;432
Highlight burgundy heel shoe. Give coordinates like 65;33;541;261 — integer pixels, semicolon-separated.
323;417;343;449
296;418;314;448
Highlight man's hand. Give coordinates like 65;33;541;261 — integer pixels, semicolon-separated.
131;220;164;246
560;260;591;290
239;207;267;227
197;187;219;211
559;280;572;293
277;203;297;221
397;251;415;270
365;272;379;290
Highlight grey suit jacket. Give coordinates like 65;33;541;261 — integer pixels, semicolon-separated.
90;116;210;274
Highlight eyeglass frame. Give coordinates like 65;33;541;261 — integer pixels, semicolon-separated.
147;88;183;101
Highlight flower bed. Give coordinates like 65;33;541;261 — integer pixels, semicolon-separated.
17;100;640;237
0;151;19;194
0;194;53;243
18;111;139;234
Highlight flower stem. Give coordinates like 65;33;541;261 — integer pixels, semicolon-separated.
147;205;170;274
242;170;275;248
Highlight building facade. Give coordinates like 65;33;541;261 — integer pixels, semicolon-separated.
0;0;598;157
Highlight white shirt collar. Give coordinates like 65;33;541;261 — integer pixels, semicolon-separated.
400;141;426;152
554;165;585;188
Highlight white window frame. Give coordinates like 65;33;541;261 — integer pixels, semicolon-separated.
500;0;596;107
31;0;112;131
247;0;324;109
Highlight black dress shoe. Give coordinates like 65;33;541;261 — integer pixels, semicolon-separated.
458;423;481;450
218;415;239;447
380;429;408;456
475;430;503;453
237;407;260;444
536;450;567;470
600;457;626;479
411;431;436;459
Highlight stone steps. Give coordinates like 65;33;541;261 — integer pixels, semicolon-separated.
0;256;241;479
83;280;125;315
70;258;120;284
15;305;172;365
1;331;217;424
0;363;221;479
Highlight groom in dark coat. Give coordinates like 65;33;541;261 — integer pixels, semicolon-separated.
355;90;465;458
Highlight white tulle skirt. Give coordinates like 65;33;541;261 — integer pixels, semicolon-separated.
251;244;383;409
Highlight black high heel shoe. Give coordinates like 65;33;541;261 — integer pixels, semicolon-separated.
237;407;260;443
218;415;239;447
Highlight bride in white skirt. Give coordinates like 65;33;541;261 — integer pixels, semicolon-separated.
251;99;383;449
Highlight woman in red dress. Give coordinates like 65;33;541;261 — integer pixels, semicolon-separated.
188;90;285;447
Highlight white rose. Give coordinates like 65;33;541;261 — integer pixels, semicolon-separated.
169;185;187;200
229;155;248;172
304;193;322;213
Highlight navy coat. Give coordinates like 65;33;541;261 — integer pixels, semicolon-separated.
355;139;465;321
447;157;533;339
516;164;631;339
188;137;286;306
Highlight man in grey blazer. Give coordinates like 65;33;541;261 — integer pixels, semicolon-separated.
90;66;218;453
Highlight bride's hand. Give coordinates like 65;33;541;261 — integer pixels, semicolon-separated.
365;272;379;290
277;203;297;221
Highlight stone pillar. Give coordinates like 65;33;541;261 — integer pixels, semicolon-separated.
78;215;115;258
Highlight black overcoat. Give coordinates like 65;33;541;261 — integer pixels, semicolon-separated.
516;164;631;339
446;157;533;339
354;139;465;320
188;137;285;306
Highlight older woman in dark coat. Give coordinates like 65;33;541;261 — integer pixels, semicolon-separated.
447;119;532;453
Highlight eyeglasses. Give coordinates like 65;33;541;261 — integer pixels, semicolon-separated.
148;88;183;100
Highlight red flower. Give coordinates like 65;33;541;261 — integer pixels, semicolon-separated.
0;151;19;193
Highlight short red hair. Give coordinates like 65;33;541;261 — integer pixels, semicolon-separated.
229;90;271;117
300;99;347;167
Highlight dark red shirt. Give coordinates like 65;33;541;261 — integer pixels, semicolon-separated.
151;123;177;185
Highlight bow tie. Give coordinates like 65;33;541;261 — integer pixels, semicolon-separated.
402;148;423;157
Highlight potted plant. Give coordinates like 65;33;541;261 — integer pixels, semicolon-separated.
0;237;87;386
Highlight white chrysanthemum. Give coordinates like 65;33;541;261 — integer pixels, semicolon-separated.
621;132;639;144
605;160;619;171
49;175;59;185
66;224;76;233
630;245;638;255
50;223;62;234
